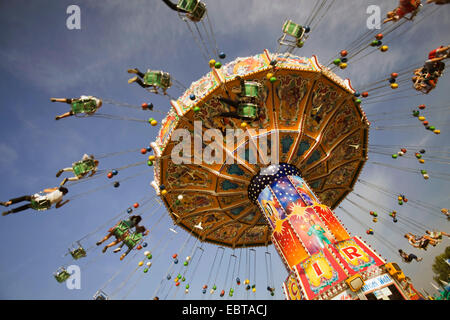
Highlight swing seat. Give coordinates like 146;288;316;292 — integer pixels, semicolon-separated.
70;247;87;260
279;20;306;50
282;20;305;39
238;103;259;120
123;233;143;249
278;35;304;49
241;81;262;99
177;0;206;22
113;220;133;239
143;71;172;90
71;99;98;114
30;197;51;211
93;290;108;300
54;268;71;283
72;159;96;177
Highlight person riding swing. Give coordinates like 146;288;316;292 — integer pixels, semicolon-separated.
404;233;430;250
56;154;99;186
398;249;423;262
1;186;69;216
412;45;448;94
217;76;263;121
127;68;172;95
96;215;142;253
383;0;421;24
115;226;149;260
51;95;102;120
425;230;450;243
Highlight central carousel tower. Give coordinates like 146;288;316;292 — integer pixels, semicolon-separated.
150;50;422;300
249;163;404;300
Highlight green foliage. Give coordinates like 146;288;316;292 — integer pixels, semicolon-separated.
432;246;450;285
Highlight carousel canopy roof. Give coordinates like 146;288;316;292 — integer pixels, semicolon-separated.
151;50;369;248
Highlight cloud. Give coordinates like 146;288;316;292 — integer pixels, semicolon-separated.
0;143;18;167
0;0;449;300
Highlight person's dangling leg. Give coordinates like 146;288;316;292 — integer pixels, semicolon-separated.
2;203;32;216
56;167;73;177
128;76;148;88
218;112;244;120
127;68;145;78
1;195;32;207
219;97;240;108
411;254;422;262
103;239;121;253
113;243;124;253
51;98;73;103
61;176;79;186
423;235;436;244
137;69;146;78
55;111;74;120
120;247;133;260
96;231;114;246
9;195;32;203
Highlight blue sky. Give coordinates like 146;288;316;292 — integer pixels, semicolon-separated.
0;0;449;300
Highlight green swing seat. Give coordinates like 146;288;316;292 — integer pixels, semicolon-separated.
282;20;304;38
54;268;71;283
30;197;51;211
143;71;172;90
281;20;305;48
70;246;87;260
72;159;96;177
237;103;259;120
177;0;206;22
123;232;143;249
113;220;134;239
71;98;98;114
241;81;262;99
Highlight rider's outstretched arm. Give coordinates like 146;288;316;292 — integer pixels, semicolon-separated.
55;200;70;209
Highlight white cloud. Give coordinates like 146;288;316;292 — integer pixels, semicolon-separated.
0;143;18;166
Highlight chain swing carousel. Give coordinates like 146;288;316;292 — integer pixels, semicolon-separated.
149;47;421;300
25;0;450;300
